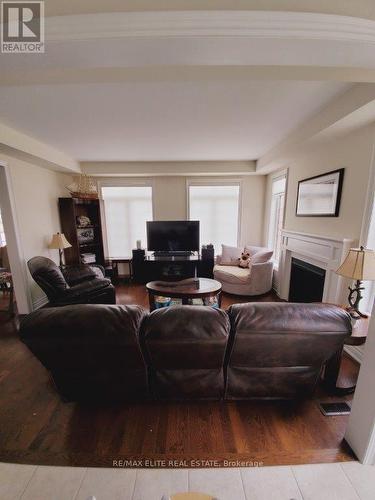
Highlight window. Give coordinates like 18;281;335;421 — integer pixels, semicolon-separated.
0;209;6;246
188;183;240;253
362;193;375;314
267;174;287;264
102;186;153;257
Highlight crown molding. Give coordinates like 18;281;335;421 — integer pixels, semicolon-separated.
45;11;375;43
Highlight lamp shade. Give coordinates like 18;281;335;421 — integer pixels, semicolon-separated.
48;233;71;250
336;247;375;281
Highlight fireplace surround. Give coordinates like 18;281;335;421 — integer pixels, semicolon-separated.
278;230;355;305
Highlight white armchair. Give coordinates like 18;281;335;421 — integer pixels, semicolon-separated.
214;245;274;296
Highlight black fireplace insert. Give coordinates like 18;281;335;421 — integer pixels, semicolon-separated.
288;258;326;302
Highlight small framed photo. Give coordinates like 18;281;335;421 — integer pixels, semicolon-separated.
296;168;344;217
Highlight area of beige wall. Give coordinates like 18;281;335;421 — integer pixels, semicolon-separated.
1;154;71;306
263;123;375;245
152;177;187;221
240;176;266;247
284;123;375;241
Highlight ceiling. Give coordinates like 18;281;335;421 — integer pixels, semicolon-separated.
1;8;374;165
44;0;375;20
0;80;350;161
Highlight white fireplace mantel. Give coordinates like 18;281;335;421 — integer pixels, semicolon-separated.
278;230;356;305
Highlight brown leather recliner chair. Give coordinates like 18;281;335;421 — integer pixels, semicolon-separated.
225;302;351;399
20;304;149;401
27;256;115;306
141;305;230;400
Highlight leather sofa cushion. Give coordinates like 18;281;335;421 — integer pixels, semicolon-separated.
227;302;351;367
62;265;97;286
63;278;112;299
38;265;69;291
20;304;149;401
141;305;230;399
142;305;230;367
225;302;351;399
227;366;320;399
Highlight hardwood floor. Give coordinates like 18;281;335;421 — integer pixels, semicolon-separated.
0;284;359;468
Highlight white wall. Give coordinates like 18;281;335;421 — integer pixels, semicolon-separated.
0;153;72;308
239;176;266;247
263;123;375;245
345;302;375;464
284;124;375;240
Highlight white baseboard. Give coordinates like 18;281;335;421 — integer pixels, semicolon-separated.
32;295;49;311
344;345;364;364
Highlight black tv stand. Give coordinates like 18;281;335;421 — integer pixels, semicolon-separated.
132;251;214;283
153;251;194;257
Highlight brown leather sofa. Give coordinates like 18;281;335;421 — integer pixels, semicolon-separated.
19;302;351;402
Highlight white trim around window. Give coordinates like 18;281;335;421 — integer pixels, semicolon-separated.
267;169;288;270
359;144;375;314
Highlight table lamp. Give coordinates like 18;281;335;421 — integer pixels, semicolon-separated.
48;232;71;267
336;246;375;318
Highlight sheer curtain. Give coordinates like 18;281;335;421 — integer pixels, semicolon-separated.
102;186;153;257
189;184;240;253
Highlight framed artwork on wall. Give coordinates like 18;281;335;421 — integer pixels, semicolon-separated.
296;168;345;217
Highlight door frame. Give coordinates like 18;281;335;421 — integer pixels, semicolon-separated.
345;140;375;465
0;162;32;314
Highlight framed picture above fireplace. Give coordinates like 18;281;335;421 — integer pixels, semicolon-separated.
296;168;344;217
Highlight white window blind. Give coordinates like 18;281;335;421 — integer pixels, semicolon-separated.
102;186;153;257
189;184;240;253
267;175;286;264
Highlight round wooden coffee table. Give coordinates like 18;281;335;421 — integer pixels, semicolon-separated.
146;277;222;311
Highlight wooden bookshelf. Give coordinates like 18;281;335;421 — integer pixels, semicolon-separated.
58;197;105;266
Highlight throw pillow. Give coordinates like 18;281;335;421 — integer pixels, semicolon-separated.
221;244;243;265
245;246;273;264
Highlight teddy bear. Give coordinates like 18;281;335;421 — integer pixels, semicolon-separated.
238;251;251;268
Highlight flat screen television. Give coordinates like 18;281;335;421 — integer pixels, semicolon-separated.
147;221;199;252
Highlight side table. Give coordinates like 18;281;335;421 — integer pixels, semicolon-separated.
0;272;14;317
323;314;368;395
106;257;133;282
